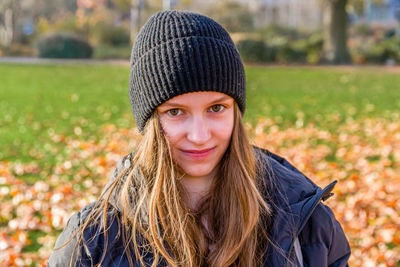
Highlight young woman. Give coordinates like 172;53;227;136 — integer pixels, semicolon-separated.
48;10;350;267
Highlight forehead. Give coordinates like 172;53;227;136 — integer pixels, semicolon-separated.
160;92;233;107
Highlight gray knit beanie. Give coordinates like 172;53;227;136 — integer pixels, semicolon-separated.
129;10;246;133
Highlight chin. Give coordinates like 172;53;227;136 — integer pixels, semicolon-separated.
182;166;216;178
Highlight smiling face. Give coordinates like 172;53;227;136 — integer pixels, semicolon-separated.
157;92;235;181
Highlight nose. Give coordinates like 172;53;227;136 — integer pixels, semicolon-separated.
186;115;211;145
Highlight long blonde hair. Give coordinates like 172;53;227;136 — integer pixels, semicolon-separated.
73;103;272;267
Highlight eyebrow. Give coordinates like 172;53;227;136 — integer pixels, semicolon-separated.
210;95;233;103
161;95;233;108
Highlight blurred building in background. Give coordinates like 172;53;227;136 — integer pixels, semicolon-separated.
362;0;400;25
247;0;323;30
189;0;400;30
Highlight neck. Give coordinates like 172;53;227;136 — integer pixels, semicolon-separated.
180;170;216;211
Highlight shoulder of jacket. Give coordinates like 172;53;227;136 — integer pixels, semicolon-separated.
49;201;124;266
301;203;337;243
47;202;98;266
49;152;134;267
253;147;350;265
299;203;351;265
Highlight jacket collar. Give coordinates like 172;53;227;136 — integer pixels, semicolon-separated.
255;147;335;232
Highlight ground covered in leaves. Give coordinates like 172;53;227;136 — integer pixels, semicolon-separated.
1;117;399;266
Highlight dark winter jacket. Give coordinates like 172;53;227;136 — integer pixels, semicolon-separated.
48;148;351;266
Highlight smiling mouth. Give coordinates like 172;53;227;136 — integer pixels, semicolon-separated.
181;147;215;158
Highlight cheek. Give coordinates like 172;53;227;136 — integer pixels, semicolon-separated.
159;118;184;145
211;114;234;142
216;124;233;142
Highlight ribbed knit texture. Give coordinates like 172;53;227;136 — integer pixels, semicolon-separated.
129;10;246;133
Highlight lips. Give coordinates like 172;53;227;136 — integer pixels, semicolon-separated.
181;147;215;159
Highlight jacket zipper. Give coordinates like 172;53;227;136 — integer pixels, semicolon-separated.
285;181;337;267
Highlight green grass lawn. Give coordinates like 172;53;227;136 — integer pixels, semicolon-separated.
1;64;133;162
1;63;400;163
245;66;400;126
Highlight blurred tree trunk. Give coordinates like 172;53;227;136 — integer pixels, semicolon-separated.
322;0;351;64
130;0;143;43
163;0;171;10
0;0;17;45
0;8;13;46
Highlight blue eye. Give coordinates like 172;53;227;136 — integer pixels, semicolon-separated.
167;109;182;116
210;105;224;112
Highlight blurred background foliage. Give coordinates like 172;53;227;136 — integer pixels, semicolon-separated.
0;0;399;64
